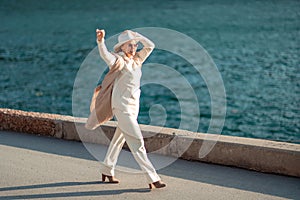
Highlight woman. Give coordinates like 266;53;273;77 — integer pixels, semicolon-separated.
90;29;166;189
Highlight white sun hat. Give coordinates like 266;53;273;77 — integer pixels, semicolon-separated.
113;30;139;53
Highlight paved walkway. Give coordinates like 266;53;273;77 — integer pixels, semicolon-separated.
0;131;299;200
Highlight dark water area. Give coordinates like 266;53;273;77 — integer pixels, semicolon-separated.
0;0;299;143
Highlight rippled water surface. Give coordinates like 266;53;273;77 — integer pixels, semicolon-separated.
0;0;299;143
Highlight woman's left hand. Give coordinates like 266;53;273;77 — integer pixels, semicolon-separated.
96;29;105;42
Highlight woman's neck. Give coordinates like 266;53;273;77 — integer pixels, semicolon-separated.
125;53;133;59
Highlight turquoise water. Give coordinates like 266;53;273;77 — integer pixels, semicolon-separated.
0;0;299;143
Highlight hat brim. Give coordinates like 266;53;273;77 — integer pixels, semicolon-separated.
113;39;139;53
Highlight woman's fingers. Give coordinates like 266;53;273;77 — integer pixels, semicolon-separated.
96;29;105;40
96;29;104;34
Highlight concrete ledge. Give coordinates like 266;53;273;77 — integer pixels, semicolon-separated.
1;108;299;177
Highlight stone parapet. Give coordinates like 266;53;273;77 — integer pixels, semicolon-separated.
1;108;299;177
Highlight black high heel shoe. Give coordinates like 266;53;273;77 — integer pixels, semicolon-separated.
149;181;166;189
102;174;120;184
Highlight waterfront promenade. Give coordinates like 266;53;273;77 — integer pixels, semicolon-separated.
1;130;299;200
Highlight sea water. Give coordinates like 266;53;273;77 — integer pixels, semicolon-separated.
0;0;299;143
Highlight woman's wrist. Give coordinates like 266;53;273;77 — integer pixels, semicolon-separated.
97;38;104;44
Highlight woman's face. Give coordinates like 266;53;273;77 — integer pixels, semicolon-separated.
121;40;138;58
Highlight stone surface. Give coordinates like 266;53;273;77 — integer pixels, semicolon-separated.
0;108;60;136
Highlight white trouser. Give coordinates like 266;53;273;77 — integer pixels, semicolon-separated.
101;108;161;183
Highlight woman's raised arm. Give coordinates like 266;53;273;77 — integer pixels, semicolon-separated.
135;32;155;64
96;29;116;68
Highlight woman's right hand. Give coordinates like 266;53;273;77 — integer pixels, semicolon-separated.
96;29;105;42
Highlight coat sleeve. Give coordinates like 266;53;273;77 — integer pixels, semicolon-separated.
97;39;117;68
135;33;155;64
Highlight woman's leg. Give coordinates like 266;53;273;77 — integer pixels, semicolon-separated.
113;108;161;183
123;133;161;183
101;126;125;176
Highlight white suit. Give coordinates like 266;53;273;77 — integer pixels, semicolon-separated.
97;33;161;183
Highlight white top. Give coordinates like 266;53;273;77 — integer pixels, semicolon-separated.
97;33;154;115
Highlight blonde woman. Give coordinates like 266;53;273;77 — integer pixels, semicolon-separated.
86;29;166;189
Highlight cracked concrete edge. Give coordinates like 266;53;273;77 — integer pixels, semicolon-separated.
0;108;299;177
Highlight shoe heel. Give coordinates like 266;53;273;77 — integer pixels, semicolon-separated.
149;181;166;189
101;174;120;183
102;174;106;182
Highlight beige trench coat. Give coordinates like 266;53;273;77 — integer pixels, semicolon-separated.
85;55;124;130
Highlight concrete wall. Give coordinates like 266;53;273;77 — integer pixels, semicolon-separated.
1;108;299;177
